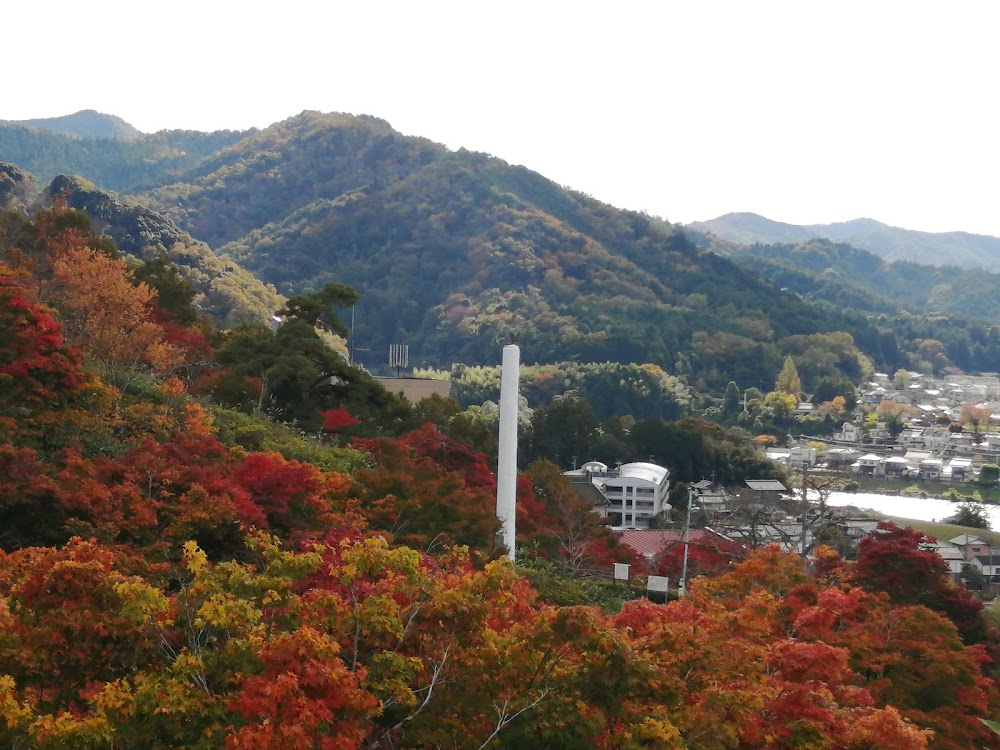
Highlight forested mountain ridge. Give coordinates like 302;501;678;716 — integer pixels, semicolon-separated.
9;110;1000;388
720;237;1000;323
0;122;247;191
0;164;283;326
690;211;1000;271
1;109;143;141
118;111;889;389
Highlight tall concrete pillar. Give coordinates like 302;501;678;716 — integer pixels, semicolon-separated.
496;345;519;561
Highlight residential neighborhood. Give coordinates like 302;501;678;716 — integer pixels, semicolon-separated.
769;371;1000;483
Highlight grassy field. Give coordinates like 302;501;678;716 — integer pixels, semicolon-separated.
885;517;1000;545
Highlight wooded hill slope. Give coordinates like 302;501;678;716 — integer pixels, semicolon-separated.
8;110;1000;389
690;212;1000;272
0;163;283;326
127;111;893;389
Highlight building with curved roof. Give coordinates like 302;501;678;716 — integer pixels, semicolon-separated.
565;459;671;529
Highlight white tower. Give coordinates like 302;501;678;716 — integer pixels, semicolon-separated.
496;344;520;561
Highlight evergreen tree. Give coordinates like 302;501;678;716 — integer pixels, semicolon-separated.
722;381;741;416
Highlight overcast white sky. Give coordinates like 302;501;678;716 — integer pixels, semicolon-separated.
5;1;1000;236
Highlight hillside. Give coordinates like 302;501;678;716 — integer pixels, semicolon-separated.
1;109;144;140
0;165;283;326
119;112;893;390
722;237;1000;323
0;122;247;192
0;213;996;747
690;212;1000;271
13;110;1000;387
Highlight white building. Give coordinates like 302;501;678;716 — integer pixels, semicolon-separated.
565;460;671;529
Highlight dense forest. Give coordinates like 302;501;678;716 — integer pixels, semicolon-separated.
1;191;998;748
8;112;1000;393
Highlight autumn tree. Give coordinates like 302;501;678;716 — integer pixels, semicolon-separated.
0;265;84;415
775;355;802;397
520;460;634;575
50;245;182;377
877;399;918;435
960;404;994;444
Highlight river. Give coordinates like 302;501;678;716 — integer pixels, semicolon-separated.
825;491;1000;528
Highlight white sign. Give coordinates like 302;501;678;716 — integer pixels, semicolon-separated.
646;575;670;593
613;563;631;581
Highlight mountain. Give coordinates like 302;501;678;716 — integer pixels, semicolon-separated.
720;237;1000;322
12;110;1000;387
689;212;1000;271
0;121;248;192
1;109;144;141
0;167;283;326
122;111;904;390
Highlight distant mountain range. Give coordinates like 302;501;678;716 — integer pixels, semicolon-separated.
688;212;1000;272
0;110;144;141
6;111;1000;386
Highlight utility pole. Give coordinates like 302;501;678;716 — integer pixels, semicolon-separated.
679;485;694;596
800;456;810;571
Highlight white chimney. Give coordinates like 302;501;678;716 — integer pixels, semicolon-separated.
496;344;519;561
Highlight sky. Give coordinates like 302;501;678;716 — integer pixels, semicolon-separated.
5;1;1000;236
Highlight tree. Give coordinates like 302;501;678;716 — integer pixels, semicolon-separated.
527;392;600;468
722;381;741;417
131;255;201;326
278;282;358;339
775;356;801;397
960;404;993;445
947;502;991;530
51;245;182;376
764;390;797;420
520;460;633;575
850;522;992;646
877;399;917;435
0;266;85;413
980;463;1000;487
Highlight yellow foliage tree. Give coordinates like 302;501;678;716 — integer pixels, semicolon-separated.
51;246;181;375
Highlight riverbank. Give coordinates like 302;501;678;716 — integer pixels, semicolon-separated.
793;470;1000;504
826;490;1000;541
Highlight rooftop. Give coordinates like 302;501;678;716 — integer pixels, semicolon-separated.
745;479;787;492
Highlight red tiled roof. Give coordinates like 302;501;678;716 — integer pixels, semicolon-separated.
617;528;738;557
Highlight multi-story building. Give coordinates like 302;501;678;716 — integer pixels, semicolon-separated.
564;460;671;529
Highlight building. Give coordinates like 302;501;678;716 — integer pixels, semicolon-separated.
949;534;991;561
564;460;671;529
375;376;451;403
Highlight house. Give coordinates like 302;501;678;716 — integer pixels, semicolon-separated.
833;423;863;443
918;458;944;480
854;454;884;477
947;458;973;483
824;447;858;466
565;460;670;529
691;479;730;518
375;376;451;403
971;554;1000;581
864;427;893;445
788;443;817;468
836;517;880;541
950;534;991;561
861;388;887;406
923;426;952;451
925;541;967;576
882;456;909;477
896;428;926;450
